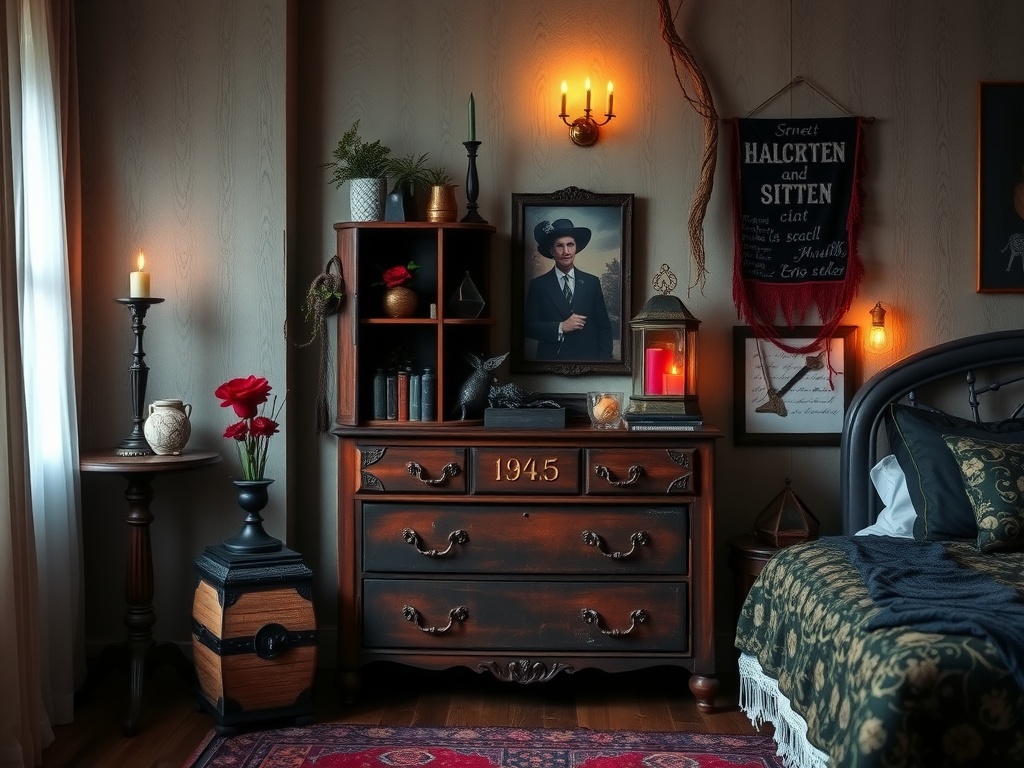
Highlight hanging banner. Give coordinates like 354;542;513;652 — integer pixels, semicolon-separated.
730;116;865;353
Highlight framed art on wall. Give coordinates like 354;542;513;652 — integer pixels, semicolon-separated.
510;187;633;375
977;81;1024;293
733;325;858;446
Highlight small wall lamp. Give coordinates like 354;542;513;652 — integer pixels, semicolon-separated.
867;302;891;353
559;78;615;147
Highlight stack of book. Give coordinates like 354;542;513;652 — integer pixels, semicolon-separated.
622;413;704;432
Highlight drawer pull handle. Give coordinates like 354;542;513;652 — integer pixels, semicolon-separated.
407;461;462;486
581;530;650;559
403;604;468;634
593;463;644;487
403;527;469;557
580;608;648;637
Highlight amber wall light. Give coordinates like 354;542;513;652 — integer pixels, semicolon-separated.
559;78;615;147
867;302;892;353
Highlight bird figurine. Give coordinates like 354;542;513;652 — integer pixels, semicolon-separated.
454;351;509;420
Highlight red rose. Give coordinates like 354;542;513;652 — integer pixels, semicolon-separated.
215;375;272;418
223;421;249;440
249;416;280;438
382;265;412;288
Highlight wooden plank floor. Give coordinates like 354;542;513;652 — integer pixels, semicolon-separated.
41;660;762;768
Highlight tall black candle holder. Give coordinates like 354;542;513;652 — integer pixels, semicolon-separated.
461;140;487;224
115;297;165;456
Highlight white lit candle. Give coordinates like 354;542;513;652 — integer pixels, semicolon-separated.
607;81;614;115
560;80;567;115
585;77;592;112
130;251;150;298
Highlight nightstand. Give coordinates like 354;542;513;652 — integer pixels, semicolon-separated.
727;534;783;624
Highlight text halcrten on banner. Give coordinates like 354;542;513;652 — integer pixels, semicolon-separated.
730;117;865;353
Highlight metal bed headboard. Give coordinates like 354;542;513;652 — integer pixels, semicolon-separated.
840;329;1024;534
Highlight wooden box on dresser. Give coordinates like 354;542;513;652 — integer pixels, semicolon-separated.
332;221;721;711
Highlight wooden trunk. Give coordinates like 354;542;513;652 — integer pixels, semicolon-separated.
192;545;316;731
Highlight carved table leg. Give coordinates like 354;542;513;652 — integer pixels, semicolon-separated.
689;674;720;713
122;472;156;735
338;668;360;705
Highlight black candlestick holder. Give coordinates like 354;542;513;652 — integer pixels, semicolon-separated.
115;297;165;456
461;140;487;224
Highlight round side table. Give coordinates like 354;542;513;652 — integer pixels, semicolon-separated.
727;534;783;626
79;448;221;735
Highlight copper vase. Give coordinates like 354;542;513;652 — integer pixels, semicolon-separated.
383;285;418;318
426;184;458;222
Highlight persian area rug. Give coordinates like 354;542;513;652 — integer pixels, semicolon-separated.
184;723;784;768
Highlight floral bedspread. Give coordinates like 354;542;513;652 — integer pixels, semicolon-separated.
735;537;1024;768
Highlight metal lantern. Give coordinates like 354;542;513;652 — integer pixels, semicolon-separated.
753;479;820;547
624;264;702;424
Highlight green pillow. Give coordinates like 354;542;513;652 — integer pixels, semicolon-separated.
944;436;1024;552
884;404;1024;540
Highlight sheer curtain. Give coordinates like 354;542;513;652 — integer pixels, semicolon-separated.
0;0;84;765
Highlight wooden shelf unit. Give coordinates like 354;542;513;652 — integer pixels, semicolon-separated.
334;221;496;427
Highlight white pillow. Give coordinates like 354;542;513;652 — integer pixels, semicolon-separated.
855;454;917;537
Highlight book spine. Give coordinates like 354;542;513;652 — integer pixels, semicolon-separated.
409;374;421;421
397;370;410;421
386;374;397;420
372;369;387;420
421;368;436;421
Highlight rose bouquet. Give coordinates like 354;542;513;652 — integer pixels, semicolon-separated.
377;260;420;288
215;375;284;481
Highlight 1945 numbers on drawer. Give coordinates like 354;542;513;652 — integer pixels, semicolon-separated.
494;457;559;482
471;447;579;494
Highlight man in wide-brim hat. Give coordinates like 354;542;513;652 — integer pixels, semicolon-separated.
523;218;612;361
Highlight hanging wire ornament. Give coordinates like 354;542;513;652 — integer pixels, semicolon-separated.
658;0;719;294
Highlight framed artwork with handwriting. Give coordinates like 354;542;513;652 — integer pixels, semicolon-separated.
733;325;858;446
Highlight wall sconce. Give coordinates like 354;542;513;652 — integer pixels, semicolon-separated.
624;265;702;428
867;302;892;353
559;78;615;147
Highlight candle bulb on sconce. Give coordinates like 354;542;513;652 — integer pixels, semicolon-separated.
867;302;892;353
557;77;617;147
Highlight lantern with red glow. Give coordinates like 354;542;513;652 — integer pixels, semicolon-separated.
625;265;702;423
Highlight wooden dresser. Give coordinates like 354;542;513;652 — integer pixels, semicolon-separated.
333;423;721;710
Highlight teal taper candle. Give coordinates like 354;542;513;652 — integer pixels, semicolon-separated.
468;93;476;141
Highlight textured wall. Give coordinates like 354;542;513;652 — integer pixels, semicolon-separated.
77;0;1024;661
76;0;287;648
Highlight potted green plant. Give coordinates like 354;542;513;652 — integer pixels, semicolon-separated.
425;166;458;222
324;120;392;221
385;152;430;221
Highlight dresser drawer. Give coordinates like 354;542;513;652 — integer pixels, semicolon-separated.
584;447;697;496
357;446;466;494
363;579;688;653
362;503;689;575
471;447;580;494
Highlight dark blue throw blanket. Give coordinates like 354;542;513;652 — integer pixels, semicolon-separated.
829;535;1024;689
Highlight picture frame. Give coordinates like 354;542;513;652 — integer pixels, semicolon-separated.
511;187;633;375
977;81;1024;293
733;326;858;446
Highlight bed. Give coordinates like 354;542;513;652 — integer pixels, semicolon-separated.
735;329;1024;768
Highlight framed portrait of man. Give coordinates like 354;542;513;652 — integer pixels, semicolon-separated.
510;187;633;375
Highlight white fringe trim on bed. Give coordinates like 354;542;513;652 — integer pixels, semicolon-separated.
738;652;830;768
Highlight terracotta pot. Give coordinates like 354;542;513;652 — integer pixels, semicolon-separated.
383;285;418;318
426;184;458;222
